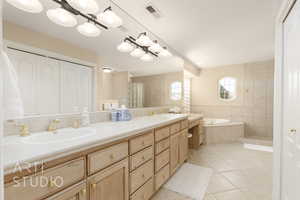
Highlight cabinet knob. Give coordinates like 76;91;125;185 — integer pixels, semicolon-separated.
81;189;87;195
142;174;145;178
48;180;55;188
142;156;145;160
110;154;114;159
142;141;145;146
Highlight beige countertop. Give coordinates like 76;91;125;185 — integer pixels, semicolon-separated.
188;113;204;121
3;113;187;174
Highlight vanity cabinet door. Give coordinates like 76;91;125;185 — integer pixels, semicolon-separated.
170;133;180;174
45;182;87;200
179;129;189;165
88;159;129;200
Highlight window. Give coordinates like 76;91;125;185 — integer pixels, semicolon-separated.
170;81;182;101
218;77;237;101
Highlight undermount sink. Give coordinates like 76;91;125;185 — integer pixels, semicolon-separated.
21;127;97;144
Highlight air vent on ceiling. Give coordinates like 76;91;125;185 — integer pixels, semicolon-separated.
145;3;162;18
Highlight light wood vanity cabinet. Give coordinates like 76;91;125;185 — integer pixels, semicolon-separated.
170;132;180;175
5;119;189;200
88;159;129;200
5;158;85;200
45;182;87;200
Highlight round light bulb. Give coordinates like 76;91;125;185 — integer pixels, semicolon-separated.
66;0;99;14
140;54;153;62
136;34;152;46
77;22;101;37
47;8;77;27
6;0;43;13
130;48;145;58
117;41;134;52
97;9;123;28
149;42;162;53
159;48;172;57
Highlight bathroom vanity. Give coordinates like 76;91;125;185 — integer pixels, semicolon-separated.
4;114;189;200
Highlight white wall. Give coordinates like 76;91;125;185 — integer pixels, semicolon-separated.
0;0;4;199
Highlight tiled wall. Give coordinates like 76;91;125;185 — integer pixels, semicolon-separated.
4;107;170;136
191;60;274;138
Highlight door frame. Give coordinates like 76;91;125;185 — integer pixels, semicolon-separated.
274;0;297;199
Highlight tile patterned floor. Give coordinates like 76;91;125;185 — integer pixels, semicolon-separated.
151;143;273;200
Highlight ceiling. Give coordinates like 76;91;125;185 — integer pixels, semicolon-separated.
113;0;281;68
3;0;281;73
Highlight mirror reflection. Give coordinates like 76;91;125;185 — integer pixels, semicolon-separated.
3;0;185;116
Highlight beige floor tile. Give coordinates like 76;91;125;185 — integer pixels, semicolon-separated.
151;188;192;200
204;194;217;200
214;190;247;200
207;174;236;194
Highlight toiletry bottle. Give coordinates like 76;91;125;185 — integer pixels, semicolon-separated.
111;109;118;122
81;107;90;126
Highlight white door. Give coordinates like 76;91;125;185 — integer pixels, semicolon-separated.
282;1;300;199
61;62;80;113
7;49;37;115
36;57;60;114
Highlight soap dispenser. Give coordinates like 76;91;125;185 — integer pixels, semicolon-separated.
81;107;90;127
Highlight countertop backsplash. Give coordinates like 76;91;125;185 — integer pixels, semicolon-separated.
4;107;171;136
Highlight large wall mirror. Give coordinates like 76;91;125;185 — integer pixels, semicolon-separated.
3;0;185;117
218;77;237;101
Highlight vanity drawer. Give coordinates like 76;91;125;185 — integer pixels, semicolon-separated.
130;160;154;194
45;182;87;200
5;158;85;200
181;120;189;129
130;178;154;200
170;123;181;135
88;142;128;175
155;164;170;190
130;146;154;171
155;138;170;155
130;132;154;155
154;127;170;142
155;149;170;172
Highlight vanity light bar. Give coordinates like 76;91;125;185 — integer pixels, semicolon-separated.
125;35;158;57
52;0;108;29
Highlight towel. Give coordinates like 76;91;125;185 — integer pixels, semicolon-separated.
2;50;24;120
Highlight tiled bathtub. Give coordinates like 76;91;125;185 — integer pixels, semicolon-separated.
203;118;244;144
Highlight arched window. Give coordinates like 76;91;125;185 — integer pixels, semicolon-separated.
218;77;237;101
170;81;182;101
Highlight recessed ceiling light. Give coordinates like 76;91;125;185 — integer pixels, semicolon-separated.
97;7;123;28
103;67;113;73
117;41;134;52
47;8;78;27
66;0;99;14
6;0;43;13
130;48;145;58
77;22;101;37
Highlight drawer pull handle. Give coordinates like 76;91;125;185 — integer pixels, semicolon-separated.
92;183;97;189
142;156;145;160
81;189;87;195
48;180;55;188
142;174;145;178
142;141;145;146
110;154;114;159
